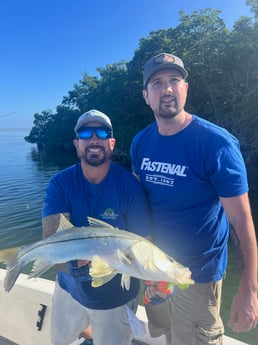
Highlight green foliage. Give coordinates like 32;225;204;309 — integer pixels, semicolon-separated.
25;110;54;150
25;107;80;153
246;0;258;20
25;6;258;191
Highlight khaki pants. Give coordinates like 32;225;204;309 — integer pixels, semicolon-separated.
145;280;224;345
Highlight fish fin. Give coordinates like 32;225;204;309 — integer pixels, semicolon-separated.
91;273;117;288
116;249;132;264
89;255;115;277
90;255;118;288
29;260;52;278
145;257;158;272
87;217;115;229
121;274;131;290
57;214;74;231
0;247;22;292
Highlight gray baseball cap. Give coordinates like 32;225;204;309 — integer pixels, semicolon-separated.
143;53;188;88
74;109;113;133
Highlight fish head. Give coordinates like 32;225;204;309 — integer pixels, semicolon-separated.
129;240;194;287
127;240;172;277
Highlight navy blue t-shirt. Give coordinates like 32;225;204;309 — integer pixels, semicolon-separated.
130;115;248;283
43;162;151;309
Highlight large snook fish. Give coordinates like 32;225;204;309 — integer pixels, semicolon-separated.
0;215;194;292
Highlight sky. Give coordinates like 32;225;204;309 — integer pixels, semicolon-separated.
0;0;253;130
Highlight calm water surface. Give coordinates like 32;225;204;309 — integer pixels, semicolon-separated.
0;129;71;248
0;129;257;344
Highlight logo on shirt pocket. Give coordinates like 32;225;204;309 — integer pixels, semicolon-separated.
101;208;118;220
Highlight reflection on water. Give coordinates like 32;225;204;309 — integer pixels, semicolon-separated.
0;129;257;344
30;146;77;171
0;129;77;249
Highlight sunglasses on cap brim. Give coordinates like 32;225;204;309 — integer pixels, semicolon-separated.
77;127;112;140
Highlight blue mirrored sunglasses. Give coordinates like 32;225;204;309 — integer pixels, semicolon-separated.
77;127;112;140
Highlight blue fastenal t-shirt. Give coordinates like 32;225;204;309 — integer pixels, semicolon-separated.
43;162;151;309
130;115;248;283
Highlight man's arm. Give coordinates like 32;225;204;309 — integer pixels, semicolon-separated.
42;212;70;238
220;193;258;332
42;213;70;271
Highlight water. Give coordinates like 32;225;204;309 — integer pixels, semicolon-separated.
0;129;72;249
0;129;257;344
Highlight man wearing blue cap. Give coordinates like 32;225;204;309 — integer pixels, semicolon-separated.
131;53;258;344
43;109;151;345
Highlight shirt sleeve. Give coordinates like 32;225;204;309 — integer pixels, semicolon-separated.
42;173;69;217
207;137;249;197
130;138;138;175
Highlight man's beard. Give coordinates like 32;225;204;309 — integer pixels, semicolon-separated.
78;145;110;167
83;153;107;166
157;96;180;119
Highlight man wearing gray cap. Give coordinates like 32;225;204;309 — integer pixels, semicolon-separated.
42;109;151;345
130;53;258;344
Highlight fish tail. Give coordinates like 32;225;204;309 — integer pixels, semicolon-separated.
0;247;21;292
4;262;23;292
